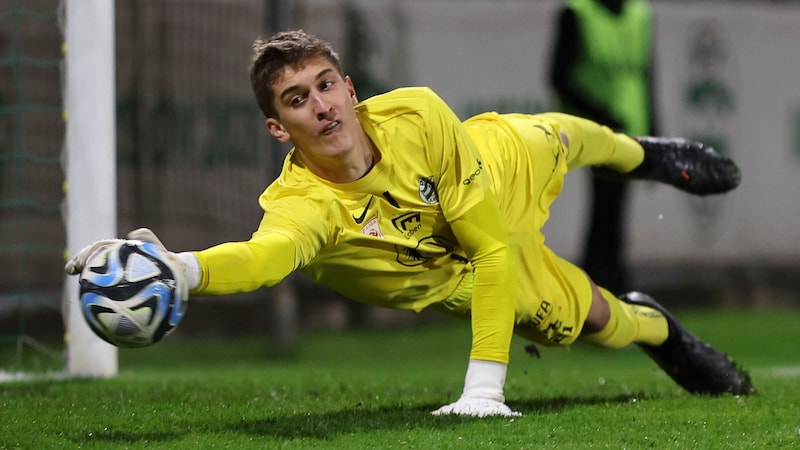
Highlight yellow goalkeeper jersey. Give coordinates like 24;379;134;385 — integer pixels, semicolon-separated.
193;86;643;363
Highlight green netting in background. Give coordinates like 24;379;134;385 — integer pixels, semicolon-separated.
0;0;65;369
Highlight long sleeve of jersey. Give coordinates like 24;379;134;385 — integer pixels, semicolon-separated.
191;232;298;295
449;191;516;364
419;90;517;365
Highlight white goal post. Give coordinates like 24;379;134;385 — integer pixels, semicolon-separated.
62;0;118;377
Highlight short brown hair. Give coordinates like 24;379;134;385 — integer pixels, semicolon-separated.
249;30;343;118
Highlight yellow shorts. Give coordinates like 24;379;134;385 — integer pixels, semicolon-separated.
495;114;594;346
442;246;592;348
450;112;617;347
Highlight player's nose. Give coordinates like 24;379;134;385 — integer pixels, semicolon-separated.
311;94;333;121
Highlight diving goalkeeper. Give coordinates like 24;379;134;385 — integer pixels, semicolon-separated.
66;30;754;417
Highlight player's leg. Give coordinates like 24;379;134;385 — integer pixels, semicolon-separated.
503;114;634;346
503;113;751;394
544;113;741;195
579;280;667;347
581;285;756;395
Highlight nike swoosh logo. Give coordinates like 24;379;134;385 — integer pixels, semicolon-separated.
352;197;373;224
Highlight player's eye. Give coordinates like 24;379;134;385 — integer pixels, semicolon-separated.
289;94;306;107
319;80;334;91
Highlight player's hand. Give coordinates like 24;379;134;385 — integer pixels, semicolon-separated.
431;397;521;418
64;238;125;275
430;360;522;418
126;228;199;301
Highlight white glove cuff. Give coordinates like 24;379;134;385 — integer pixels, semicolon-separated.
176;252;201;291
461;359;507;403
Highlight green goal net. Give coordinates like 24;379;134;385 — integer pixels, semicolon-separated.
0;0;65;371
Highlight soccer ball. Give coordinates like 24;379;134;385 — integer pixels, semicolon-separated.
78;240;187;348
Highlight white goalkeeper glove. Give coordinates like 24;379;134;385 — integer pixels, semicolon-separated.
64;238;125;275
125;228;199;301
431;360;522;418
64;228;201;301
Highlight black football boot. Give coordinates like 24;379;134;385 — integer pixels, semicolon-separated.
620;291;756;396
627;137;741;195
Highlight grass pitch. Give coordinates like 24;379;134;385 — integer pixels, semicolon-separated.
1;308;799;449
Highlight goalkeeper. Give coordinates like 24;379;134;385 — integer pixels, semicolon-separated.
66;30;754;417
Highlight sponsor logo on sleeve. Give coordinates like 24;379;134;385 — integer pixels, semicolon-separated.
462;159;484;185
418;176;438;204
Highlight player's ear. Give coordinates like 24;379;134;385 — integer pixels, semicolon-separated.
345;75;358;105
266;118;291;143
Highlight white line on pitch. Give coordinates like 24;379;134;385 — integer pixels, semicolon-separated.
753;365;800;378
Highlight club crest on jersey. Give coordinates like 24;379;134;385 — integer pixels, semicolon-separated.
360;216;384;238
418;176;438;204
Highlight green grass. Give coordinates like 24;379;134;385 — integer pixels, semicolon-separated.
1;308;799;449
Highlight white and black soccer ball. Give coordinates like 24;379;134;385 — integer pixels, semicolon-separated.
79;240;187;348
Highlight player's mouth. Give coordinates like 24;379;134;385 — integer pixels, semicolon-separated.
320;120;341;135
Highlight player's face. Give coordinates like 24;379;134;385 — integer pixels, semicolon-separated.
265;57;360;159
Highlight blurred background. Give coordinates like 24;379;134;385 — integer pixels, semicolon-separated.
1;0;799;367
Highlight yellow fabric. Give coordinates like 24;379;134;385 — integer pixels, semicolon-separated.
581;287;668;348
193;87;646;362
192;232;297;295
462;112;642;347
449;193;515;362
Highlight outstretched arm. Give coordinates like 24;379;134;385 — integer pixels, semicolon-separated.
417;87;520;416
66;229;301;299
432;189;521;418
192;232;299;295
